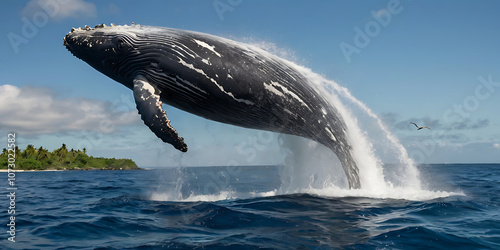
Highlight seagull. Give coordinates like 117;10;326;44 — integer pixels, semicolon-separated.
410;122;431;130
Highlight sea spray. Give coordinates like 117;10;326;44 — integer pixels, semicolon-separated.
277;135;346;194
150;166;279;202
149;167;187;201
322;80;421;189
272;60;429;197
250;39;422;191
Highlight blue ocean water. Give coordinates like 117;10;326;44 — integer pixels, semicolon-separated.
1;164;499;249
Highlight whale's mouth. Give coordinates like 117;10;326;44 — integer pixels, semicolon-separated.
63;23;143;55
63;24;120;53
63;24;125;68
64;25;92;50
64;25;103;46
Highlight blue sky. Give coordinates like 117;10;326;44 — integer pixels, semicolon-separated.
1;0;499;166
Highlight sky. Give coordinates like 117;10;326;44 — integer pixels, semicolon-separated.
1;0;499;166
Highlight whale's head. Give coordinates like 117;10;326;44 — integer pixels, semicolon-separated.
64;24;157;88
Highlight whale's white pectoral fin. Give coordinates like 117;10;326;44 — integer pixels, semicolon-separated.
133;75;188;152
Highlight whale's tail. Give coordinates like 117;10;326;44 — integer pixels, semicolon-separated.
329;143;360;189
309;119;360;189
270;103;361;189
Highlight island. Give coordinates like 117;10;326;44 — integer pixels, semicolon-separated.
0;144;139;171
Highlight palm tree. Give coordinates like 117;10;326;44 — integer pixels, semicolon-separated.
25;144;36;157
14;146;21;159
37;147;50;161
54;144;69;163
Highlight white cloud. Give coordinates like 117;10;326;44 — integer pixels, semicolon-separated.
0;84;139;135
22;0;97;21
494;143;500;149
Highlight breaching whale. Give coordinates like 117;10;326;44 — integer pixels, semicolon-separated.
64;23;361;189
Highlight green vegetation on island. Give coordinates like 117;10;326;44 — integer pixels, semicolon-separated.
1;144;139;171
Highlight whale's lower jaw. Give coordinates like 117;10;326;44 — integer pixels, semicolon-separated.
64;23;361;189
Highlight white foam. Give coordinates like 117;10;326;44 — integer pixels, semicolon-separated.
302;186;464;201
149;189;279;202
150;191;237;202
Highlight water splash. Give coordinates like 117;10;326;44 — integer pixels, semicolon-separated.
149;43;461;202
272;63;464;200
273;63;458;200
323;79;421;189
248;41;423;192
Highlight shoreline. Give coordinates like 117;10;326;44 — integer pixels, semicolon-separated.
0;168;142;172
0;169;63;172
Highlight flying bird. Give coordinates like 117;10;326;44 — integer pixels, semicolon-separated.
410;122;431;130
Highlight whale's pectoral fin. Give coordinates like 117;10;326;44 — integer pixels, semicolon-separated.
133;75;188;152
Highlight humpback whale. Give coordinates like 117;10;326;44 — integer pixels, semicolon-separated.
64;24;361;189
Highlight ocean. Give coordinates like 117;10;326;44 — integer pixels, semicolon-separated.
1;163;498;249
